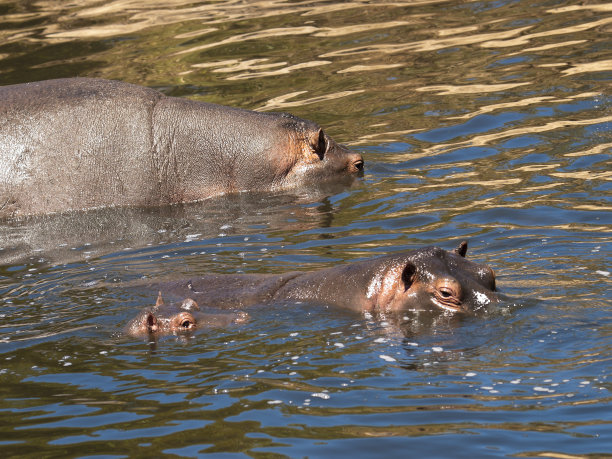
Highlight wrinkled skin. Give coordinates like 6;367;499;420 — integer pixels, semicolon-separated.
125;292;249;338
0;78;363;218
151;241;498;316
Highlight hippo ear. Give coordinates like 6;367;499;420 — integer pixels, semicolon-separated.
146;312;158;334
455;241;468;258
155;291;164;307
314;129;327;160
401;262;417;290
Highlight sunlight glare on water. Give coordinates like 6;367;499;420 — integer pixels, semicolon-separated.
0;0;610;457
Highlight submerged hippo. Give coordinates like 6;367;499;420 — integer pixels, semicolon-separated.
125;292;249;338
0;78;363;218
129;241;498;337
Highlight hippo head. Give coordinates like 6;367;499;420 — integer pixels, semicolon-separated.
125;292;199;337
125;292;248;338
363;241;498;314
272;113;364;188
161;101;364;200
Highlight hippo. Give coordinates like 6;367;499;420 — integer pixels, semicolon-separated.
125;291;249;338
0;78;363;218
129;241;498;337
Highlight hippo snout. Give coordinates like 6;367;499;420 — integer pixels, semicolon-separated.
468;288;499;313
432;276;498;314
333;146;363;175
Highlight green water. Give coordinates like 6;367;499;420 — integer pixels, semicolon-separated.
0;0;610;457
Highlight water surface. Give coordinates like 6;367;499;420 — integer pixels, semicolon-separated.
0;0;610;457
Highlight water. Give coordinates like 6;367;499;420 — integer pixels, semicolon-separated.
0;0;610;457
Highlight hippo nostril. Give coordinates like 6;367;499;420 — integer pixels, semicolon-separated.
349;154;364;173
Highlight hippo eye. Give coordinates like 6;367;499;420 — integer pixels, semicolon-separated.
175;312;197;331
434;280;461;303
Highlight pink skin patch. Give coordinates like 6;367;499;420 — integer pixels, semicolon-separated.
366;264;405;311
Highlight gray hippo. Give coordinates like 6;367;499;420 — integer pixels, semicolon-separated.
0;78;363;218
127;241;498;337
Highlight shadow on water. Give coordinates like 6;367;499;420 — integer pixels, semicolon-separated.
0;180;363;268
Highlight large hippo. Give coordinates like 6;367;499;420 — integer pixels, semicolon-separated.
0;78;363;218
128;241;498;337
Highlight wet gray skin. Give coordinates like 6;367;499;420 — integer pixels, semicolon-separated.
148;241;498;316
125;292;249;338
0;78;363;218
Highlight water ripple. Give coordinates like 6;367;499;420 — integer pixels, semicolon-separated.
0;0;610;456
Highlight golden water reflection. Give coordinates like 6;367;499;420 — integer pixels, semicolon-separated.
415;83;531;95
258;89;366;111
481;17;612;48
416;116;612;158
319;26;533;57
446;94;600;121
562;60;612;76
564;142;612;158
173;26;320;56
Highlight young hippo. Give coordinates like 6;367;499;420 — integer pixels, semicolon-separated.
150;241;498;317
0;78;363;218
125;292;249;338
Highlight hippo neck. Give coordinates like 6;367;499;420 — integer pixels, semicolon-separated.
150;97;290;202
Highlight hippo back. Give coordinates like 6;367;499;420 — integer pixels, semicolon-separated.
0;78;163;217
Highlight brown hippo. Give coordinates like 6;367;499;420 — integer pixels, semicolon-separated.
129;241;498;337
125;292;249;338
0;78;363;218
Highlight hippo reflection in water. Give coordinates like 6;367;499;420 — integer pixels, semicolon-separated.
127;241;498;337
0;78;363;218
